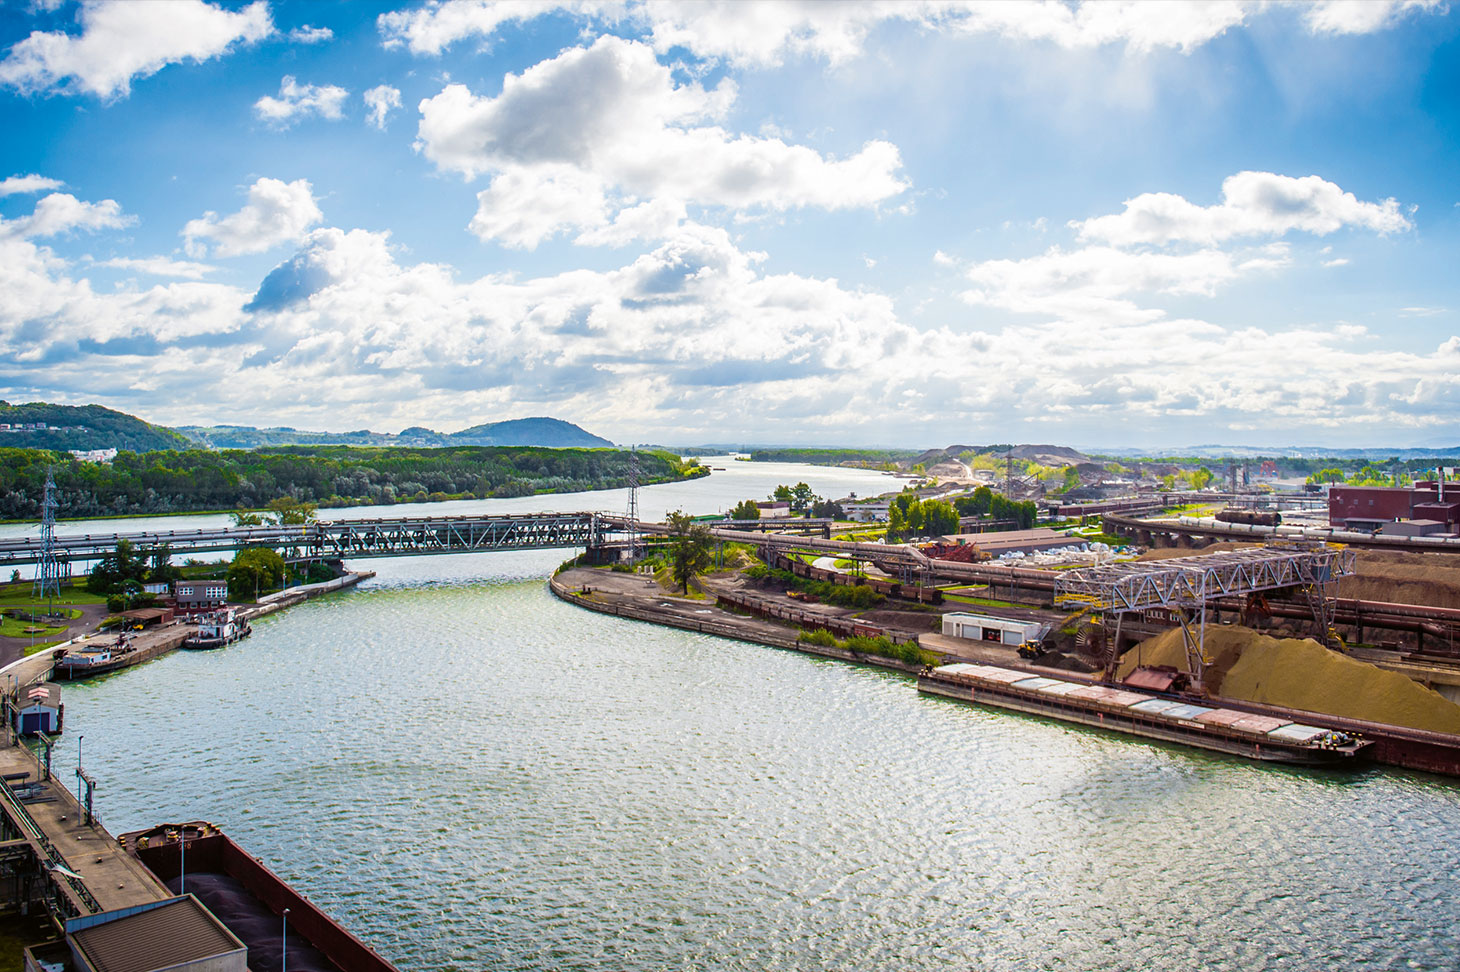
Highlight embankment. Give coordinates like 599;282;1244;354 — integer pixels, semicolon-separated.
548;570;926;674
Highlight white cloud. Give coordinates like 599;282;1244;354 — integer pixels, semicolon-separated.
961;244;1286;324
0;0;272;98
254;76;350;126
417;36;907;247
0;192;133;238
1073;172;1412;247
1323;257;1350;267
182;177;324;258
6;213;1460;442
97;256;217;280
0;173;64;196
932;249;956;267
363;84;403;130
378;0;618;55
467;166;610;249
288;25;334;44
1302;0;1441;35
382;0;1444;70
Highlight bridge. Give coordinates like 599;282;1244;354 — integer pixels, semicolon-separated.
0;512;612;569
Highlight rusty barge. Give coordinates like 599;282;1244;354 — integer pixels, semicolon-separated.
920;663;1373;766
120;821;399;972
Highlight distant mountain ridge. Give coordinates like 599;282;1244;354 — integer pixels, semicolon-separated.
0;402;614;452
177;416;614;450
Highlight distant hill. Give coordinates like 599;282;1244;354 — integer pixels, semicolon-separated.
176;416;612;450
0;401;190;453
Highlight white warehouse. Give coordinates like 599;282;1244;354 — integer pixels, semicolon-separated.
941;612;1047;646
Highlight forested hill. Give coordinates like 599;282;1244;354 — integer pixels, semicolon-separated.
0;446;704;520
749;448;921;467
177;416;613;449
0;402;190;453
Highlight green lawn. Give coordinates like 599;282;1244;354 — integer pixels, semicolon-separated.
0;583;107;608
0;616;69;639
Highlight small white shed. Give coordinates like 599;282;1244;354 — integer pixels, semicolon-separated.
941;612;1047;646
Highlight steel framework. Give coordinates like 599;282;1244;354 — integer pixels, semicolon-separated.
30;468;62;603
1055;543;1357;688
0;512;607;567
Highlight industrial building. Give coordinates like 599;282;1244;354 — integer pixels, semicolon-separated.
1328;483;1460;533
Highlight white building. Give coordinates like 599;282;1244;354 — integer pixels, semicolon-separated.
843;501;890;523
941;612;1048;646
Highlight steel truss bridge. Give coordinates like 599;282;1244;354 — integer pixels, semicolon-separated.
1055;542;1357;689
0;512;612;569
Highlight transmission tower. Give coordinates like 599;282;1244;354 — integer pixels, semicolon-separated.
32;467;62;607
625;444;640;564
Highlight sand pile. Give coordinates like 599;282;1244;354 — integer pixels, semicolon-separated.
1120;625;1460;735
1136;543;1256;562
1338;550;1460;610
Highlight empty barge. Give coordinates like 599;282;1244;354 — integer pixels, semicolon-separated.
919;663;1372;766
120;821;399;972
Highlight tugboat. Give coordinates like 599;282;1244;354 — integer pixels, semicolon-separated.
183;608;252;650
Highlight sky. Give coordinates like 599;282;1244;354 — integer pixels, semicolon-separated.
0;0;1458;451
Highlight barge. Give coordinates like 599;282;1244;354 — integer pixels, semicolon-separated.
51;625;191;680
920;662;1372;766
120;821;400;972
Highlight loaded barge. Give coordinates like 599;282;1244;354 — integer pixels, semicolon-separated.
920;662;1372;766
121;821;400;972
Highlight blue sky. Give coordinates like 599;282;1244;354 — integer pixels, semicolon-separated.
1;0;1457;449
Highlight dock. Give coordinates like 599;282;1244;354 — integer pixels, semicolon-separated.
0;726;168;920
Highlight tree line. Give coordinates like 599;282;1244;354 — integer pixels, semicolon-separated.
0;446;704;519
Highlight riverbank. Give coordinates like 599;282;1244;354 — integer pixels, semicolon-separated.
550;568;931;673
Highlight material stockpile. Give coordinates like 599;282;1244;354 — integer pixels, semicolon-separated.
1119;625;1460;735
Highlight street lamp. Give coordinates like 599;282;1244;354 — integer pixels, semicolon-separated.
281;907;290;972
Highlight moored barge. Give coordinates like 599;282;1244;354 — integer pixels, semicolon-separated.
120;821;400;972
920;662;1371;766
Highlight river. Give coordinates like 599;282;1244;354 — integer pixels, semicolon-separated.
30;462;1460;970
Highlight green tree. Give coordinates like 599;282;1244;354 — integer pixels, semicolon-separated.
1191;466;1215;490
1306;467;1346;485
729;499;761;520
265;496;318;525
87;539;148;595
790;482;815;515
230;509;265;527
922;499;959;537
227;547;286;601
665;510;714;594
810;497;844;519
772;484;793;503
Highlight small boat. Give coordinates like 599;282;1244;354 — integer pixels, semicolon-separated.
919;662;1372;766
184;608;252;650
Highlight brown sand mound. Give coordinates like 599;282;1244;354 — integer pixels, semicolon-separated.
1338;550;1460;610
1120;625;1460;735
1136;543;1257;562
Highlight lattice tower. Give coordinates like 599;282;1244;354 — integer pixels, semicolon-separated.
625;445;640;563
32;466;62;602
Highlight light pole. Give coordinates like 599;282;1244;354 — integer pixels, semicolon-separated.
281;907;290;972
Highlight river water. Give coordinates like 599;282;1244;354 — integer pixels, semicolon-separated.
29;462;1460;970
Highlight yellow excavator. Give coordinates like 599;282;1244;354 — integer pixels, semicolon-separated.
1018;603;1098;660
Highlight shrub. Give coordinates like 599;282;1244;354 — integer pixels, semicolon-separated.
798;628;838;646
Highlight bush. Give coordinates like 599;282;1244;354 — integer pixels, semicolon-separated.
105;594;125;612
798;628;838;646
